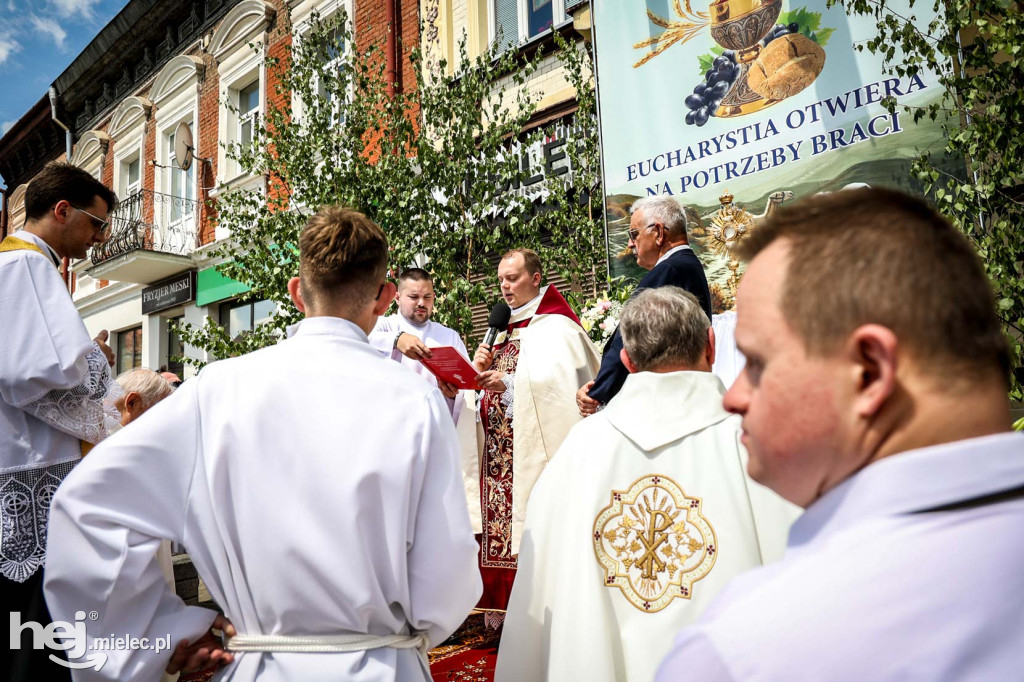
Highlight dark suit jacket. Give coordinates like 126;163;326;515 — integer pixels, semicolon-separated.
587;247;712;405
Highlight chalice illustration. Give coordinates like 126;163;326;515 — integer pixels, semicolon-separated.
708;0;783;117
633;0;806;124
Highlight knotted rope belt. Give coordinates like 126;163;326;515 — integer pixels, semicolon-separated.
227;632;429;656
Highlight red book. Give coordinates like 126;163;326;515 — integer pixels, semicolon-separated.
419;346;481;390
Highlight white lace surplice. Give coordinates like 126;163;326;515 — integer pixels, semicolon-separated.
0;239;118;582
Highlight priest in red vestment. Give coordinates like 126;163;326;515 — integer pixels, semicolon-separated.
460;248;600;623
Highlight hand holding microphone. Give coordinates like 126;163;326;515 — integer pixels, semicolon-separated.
473;344;495;372
474;302;511;372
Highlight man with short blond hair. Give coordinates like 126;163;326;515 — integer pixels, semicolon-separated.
45;205;482;681
466;247;600;619
497;287;796;682
657;188;1023;681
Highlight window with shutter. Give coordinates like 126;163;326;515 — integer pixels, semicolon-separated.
494;0;519;49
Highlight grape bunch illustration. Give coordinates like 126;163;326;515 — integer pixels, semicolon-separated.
684;51;737;127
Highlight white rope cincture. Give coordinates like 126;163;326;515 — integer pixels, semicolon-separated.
226;632;429;656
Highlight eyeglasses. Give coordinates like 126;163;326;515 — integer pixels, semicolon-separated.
627;223;658;242
73;206;110;232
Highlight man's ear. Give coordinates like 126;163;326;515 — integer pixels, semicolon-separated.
847;324;898;419
620;347;639;374
287;277;306;313
373;281;397;316
125;391;142;415
532;271;542;288
54;199;72;225
705;326;717;369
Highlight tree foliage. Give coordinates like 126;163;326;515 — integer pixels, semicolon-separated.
834;0;1024;399
176;11;604;366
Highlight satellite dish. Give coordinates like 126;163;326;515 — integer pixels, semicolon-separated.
173;121;195;171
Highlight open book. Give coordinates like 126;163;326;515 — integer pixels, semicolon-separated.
419;346;481;390
417;346;481;387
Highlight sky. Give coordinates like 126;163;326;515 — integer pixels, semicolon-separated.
0;0;129;186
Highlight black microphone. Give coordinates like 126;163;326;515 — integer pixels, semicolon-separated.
482;302;512;349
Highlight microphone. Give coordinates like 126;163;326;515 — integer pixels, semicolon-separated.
482;302;512;349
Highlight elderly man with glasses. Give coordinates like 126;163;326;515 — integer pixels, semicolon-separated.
0;162;119;682
577;195;712;415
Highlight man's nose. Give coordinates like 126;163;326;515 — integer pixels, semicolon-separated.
722;372;749;415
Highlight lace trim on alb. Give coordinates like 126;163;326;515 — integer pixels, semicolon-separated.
0;458;78;582
20;344;121;445
500;373;515;420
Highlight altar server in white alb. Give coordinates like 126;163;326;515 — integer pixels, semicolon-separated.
44;206;482;682
369;267;469;417
496;286;798;682
0;163;122;682
657;188;1024;681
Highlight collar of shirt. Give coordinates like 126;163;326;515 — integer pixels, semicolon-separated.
509;286;547;323
603;371;731;451
790;431;1024;550
655;243;692;267
13;230;61;267
290;316;368;343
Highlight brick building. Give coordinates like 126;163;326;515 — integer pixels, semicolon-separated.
0;0;421;377
0;0;597;372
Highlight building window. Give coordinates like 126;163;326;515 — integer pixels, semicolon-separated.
117;155;143;224
167;316;185;378
315;28;347;125
238;80;260;147
167;129;196;224
117;326;143;374
124;156;141;197
493;0;559;48
527;0;554;38
220;298;277;340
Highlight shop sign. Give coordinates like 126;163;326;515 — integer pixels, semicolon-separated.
142;270;196;314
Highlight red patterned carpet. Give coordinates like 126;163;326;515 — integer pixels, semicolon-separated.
428;612;502;682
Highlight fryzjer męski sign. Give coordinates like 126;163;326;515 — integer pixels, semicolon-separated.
141;271;196;315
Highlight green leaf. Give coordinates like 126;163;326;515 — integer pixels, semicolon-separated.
814;27;835;46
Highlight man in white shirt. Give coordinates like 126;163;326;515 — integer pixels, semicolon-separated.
368;268;468;417
496;286;797;682
657;187;1024;681
44;206;482;681
0;162;119;682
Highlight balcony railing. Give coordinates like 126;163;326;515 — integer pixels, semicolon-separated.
90;190;199;266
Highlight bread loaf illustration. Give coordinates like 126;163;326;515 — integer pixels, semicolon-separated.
747;34;825;100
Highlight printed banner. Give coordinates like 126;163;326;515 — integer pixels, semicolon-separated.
592;0;960;310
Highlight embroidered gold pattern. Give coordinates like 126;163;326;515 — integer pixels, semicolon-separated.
480;337;521;568
593;475;717;612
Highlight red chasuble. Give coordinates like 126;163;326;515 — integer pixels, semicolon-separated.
477;286;581;613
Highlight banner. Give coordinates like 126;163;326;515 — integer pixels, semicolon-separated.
592;0;961;310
